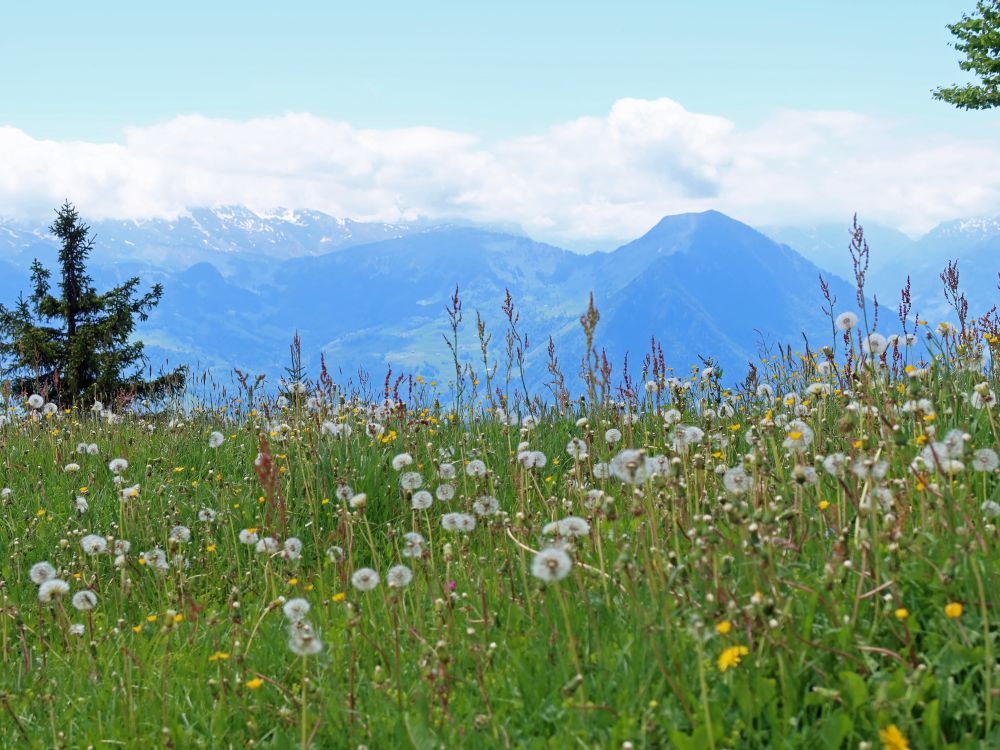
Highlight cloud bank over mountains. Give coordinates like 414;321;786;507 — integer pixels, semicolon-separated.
1;97;998;247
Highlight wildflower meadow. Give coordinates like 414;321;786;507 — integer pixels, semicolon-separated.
0;273;998;749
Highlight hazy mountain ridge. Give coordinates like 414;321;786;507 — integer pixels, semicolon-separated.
765;216;1000;320
0;207;995;390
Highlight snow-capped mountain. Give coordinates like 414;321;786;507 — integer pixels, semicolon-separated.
0;207;994;391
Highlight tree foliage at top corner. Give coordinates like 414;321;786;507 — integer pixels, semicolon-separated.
0;201;185;403
933;0;1000;110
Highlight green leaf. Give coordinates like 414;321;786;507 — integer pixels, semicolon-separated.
838;672;868;712
402;711;438;750
923;699;941;749
818;709;853;749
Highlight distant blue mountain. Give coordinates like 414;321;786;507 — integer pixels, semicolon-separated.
765;217;1000;320
0;207;994;393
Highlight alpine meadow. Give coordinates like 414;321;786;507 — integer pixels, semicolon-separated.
1;2;999;749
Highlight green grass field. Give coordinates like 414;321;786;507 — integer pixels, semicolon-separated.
0;319;998;749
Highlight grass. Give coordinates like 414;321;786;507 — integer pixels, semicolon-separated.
0;305;998;749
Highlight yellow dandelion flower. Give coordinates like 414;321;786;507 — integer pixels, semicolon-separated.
894;608;909;620
331;592;346;602
208;651;230;662
245;678;264;690
945;602;963;619
878;724;910;750
717;645;749;672
715;620;732;635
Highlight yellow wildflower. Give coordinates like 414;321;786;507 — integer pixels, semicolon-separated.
878;724;910;750
717;645;749;672
945;602;963;619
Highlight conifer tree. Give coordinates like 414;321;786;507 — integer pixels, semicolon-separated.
0;201;184;401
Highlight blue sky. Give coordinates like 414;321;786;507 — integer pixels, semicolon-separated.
0;1;997;243
1;1;989;140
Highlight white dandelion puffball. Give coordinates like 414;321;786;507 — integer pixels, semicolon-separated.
437;462;457;480
81;534;108;555
238;528;259;545
39;579;70;603
392;453;414;471
386;564;413;588
862;333;888;357
565;438;588;460
465;459;488;478
71;590;98;611
197;508;218;522
108;458;129;474
610;449;649;484
349;493;368;509
517;450;547;469
472;495;499;516
351;567;380;592
542;516;591;537
256;536;279;554
42;402;58;415
288;626;323;656
971;385;997;410
604;428;623;445
401;532;425;558
972;448;999;472
27;394;44;410
531;547;573;583
30;561;57;584
435;483;455;501
168;525;191;544
400;471;423;491
835;312;859;331
411;490;433;510
208;431;225;448
74;496;89;513
326;545;345;562
442;512;477;532
63;463;80;473
282;598;311;621
283;537;303;560
723;466;751;495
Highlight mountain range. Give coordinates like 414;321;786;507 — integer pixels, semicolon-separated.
0;207;996;394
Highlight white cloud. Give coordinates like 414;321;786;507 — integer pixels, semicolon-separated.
1;98;998;245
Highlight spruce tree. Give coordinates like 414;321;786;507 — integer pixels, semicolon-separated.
0;201;184;402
